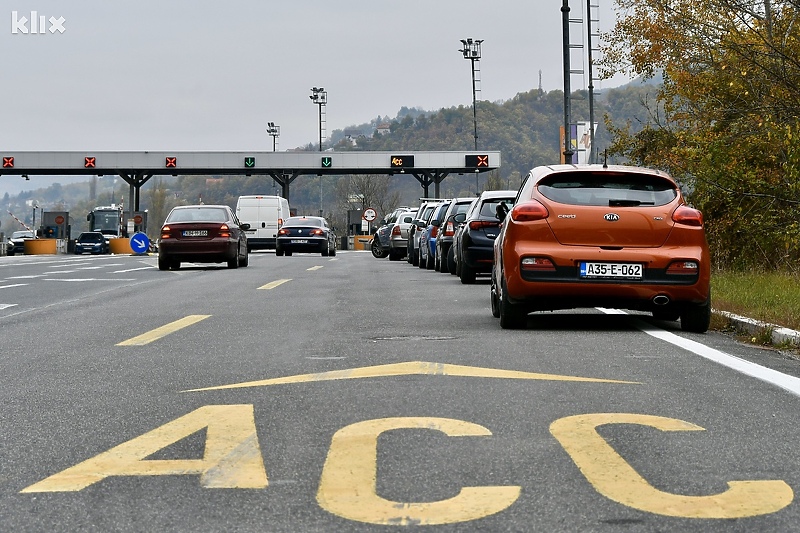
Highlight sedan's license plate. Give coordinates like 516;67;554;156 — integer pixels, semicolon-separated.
183;230;207;237
580;262;642;279
290;239;308;244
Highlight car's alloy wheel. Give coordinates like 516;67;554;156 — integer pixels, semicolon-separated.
680;295;711;333
371;239;388;259
499;278;526;329
490;272;501;318
447;247;457;275
460;263;477;284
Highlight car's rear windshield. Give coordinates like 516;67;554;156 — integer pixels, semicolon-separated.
537;172;678;207
166;207;229;223
284;217;322;227
80;234;104;242
479;198;515;218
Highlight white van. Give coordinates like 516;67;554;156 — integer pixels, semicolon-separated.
235;195;291;251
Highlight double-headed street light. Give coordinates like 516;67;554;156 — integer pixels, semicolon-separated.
266;122;280;152
458;38;483;152
309;87;327;152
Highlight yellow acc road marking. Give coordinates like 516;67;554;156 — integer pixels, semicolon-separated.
550;413;794;519
116;315;210;346
317;417;520;525
21;405;266;492
182;360;638;392
258;279;292;290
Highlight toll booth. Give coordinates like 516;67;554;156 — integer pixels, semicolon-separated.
123;211;147;237
41;211;70;240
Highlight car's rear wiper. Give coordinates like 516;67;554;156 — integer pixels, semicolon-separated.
608;199;655;207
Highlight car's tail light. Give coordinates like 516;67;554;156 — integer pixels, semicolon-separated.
160;225;171;239
278;228;290;236
666;260;699;275
511;201;549;222
431;226;439;238
444;221;455;236
219;224;230;238
521;257;556;271
310;229;324;236
278;218;284;226
672;205;703;227
391;225;401;236
469;220;499;230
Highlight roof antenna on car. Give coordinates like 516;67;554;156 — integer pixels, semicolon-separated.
602;149;608;169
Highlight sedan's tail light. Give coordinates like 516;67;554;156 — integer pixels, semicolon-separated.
511;201;549;222
468;220;500;230
278;218;284;226
219;224;230;238
672;205;703;227
310;229;324;236
391;225;401;236
521;257;556;271
160;225;171;239
431;226;439;238
278;228;290;236
666;260;699;275
443;221;455;236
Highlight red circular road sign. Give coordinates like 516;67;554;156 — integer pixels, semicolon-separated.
363;208;377;222
54;215;65;225
133;215;143;224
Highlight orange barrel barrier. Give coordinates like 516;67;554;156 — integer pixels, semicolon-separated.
109;238;134;255
24;239;57;255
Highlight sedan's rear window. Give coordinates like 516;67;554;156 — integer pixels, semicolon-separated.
537;172;677;207
284;217;323;227
167;208;229;223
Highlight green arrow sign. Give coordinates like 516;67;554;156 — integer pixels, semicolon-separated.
321;157;332;168
244;157;256;168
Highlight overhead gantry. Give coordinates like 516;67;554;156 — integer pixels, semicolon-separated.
0;151;500;209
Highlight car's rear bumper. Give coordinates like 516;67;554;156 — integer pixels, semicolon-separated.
276;237;327;253
159;239;237;262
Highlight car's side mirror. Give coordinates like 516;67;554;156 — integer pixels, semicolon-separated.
431;220;441;227
453;213;467;224
496;202;510;222
240;223;251;231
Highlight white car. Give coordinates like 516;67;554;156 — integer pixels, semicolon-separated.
6;230;35;256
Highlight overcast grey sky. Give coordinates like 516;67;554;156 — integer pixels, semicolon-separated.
1;0;628;155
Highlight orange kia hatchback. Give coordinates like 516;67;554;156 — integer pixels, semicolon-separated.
491;164;711;332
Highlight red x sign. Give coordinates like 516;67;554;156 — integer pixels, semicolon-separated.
476;155;489;167
165;157;177;168
84;156;96;168
2;156;13;168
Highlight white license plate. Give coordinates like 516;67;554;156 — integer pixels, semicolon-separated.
183;230;208;237
290;239;308;244
580;262;643;279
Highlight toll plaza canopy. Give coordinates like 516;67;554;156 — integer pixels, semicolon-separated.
0;150;500;208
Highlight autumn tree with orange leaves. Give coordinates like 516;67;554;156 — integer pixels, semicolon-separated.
600;0;800;270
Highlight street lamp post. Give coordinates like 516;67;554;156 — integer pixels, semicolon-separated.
458;39;483;152
266;122;280;152
309;87;327;151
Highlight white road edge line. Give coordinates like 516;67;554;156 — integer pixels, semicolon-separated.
599;308;800;398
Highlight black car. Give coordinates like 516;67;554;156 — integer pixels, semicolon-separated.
276;216;337;257
74;232;109;254
454;190;517;284
434;197;477;273
158;205;250;270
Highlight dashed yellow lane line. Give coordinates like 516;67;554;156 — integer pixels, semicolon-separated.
116;315;211;346
258;279;292;290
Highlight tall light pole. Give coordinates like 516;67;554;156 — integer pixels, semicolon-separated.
458;38;482;152
309;87;327;151
561;0;574;164
266;122;280;152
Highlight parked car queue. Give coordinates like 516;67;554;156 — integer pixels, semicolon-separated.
369;163;712;334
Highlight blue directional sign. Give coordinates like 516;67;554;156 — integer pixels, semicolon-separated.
130;232;150;254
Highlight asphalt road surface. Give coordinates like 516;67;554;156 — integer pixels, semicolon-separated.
2;250;800;532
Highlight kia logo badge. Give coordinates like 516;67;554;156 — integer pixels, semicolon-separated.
604;213;620;222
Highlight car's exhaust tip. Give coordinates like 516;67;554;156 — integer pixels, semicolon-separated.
653;295;670;306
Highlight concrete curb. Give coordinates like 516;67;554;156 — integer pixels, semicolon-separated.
714;310;800;347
